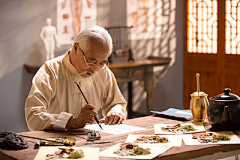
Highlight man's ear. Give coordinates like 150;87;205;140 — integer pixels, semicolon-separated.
74;43;78;51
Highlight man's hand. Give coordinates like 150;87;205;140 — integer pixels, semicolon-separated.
99;110;124;125
66;104;98;129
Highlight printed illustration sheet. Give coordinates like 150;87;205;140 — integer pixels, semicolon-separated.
154;122;205;134
34;147;99;160
84;123;145;135
125;134;182;147
57;0;97;45
127;0;162;40
181;131;240;145
99;143;171;159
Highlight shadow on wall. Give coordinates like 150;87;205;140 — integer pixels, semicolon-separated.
130;0;177;115
97;0;112;26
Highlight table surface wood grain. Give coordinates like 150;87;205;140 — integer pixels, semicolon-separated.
1;115;240;160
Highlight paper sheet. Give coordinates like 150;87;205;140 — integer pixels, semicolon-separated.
34;147;99;160
84;123;145;135
125;134;182;147
181;131;240;145
99;143;171;159
154;123;205;134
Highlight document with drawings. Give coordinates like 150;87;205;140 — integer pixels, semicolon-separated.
84;124;145;135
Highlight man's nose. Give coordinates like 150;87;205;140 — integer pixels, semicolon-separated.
91;66;99;72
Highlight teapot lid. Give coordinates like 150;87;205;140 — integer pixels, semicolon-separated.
211;88;240;102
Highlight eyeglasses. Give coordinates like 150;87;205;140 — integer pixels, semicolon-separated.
80;47;109;69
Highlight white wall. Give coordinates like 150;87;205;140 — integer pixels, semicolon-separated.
0;0;184;132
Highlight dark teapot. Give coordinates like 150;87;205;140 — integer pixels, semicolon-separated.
207;88;240;130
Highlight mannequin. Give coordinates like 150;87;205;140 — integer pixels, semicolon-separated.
40;18;60;61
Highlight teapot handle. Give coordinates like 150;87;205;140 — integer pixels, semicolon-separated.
222;106;232;122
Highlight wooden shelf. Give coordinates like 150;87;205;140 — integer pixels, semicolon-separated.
24;65;40;73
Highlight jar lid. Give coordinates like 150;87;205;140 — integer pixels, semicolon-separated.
191;91;208;97
211;88;240;102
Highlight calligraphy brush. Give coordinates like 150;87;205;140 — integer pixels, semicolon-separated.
74;82;103;130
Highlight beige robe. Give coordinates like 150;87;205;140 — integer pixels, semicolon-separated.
25;53;127;131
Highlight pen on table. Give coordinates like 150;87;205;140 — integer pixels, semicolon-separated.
74;82;103;130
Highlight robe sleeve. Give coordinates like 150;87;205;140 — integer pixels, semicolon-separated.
25;63;72;131
101;68;128;119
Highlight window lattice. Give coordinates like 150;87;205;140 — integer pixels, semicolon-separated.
187;0;218;54
226;0;240;54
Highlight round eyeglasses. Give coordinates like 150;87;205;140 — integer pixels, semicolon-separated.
79;47;109;69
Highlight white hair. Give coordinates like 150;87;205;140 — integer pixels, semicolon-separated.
74;26;113;55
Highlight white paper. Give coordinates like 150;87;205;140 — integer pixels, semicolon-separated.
34;147;99;160
84;123;145;135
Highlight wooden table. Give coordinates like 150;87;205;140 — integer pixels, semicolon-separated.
109;58;171;118
1;116;240;160
24;57;171;118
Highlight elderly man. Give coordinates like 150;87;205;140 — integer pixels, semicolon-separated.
25;26;127;131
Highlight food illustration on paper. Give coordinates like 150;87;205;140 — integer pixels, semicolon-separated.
114;143;151;156
133;135;169;144
161;124;197;133
192;133;231;143
46;147;84;159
